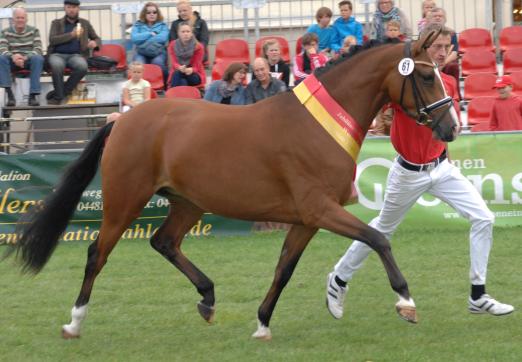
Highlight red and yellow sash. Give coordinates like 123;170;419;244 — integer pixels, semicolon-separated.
293;75;364;162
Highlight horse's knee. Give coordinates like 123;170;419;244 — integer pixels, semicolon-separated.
361;227;391;254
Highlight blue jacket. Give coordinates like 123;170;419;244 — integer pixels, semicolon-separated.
204;80;247;105
331;16;363;52
131;21;169;46
306;24;336;52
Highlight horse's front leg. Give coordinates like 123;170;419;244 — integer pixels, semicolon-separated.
253;225;318;340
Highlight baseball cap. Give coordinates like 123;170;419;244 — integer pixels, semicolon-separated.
64;0;80;5
493;75;513;88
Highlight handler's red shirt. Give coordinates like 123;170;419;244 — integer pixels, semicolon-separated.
390;72;458;164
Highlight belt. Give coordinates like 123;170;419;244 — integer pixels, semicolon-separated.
398;150;447;172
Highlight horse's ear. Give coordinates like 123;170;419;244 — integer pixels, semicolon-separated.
412;29;441;56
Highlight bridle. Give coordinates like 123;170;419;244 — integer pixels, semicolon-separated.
399;40;453;129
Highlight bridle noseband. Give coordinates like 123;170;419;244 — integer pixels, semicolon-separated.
399;40;453;128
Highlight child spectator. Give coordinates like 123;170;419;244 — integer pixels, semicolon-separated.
306;7;335;53
204;62;247;105
385;20;403;40
293;32;329;85
331;1;364;53
121;61;151;112
339;35;356;55
418;0;436;33
261;39;290;88
489;75;522;131
167;22;205;88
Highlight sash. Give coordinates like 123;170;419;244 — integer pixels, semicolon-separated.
293;74;364;162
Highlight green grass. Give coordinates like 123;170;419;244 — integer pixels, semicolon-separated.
1;224;522;361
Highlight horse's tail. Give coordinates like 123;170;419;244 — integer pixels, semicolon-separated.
6;121;115;274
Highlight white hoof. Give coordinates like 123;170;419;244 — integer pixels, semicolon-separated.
62;305;87;339
395;295;418;323
252;319;272;340
62;323;80;339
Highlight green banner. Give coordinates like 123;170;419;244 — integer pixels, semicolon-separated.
0;132;521;244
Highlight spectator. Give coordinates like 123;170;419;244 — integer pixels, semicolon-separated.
121;61;151;112
427;7;460;99
293;32;328;86
167;22;205;88
385;20;404;40
331;1;364;53
170;1;209;63
339;35;357;54
131;2;169;80
0;7;44;106
246;58;286;104
489;75;522;131
306;7;335;53
261;39;290;88
371;0;412;41
418;0;436;33
46;0;101;105
204;62;247;105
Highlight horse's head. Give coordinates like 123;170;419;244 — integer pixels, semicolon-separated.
386;27;459;142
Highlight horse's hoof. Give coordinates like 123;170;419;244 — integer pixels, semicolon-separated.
395;305;418;323
252;319;272;341
61;326;80;339
197;302;215;323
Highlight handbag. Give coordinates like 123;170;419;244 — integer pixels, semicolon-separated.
136;40;165;58
87;55;117;70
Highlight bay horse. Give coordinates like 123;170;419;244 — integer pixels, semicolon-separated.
8;30;458;340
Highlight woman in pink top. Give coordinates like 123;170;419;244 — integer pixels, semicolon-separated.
167;22;205;88
293;32;329;85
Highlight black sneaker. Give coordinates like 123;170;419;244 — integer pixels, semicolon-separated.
6;88;15;107
47;97;64;105
46;90;56;100
28;93;40;106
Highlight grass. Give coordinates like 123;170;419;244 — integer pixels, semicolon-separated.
1;224;522;361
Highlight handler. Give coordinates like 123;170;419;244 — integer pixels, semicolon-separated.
326;24;514;319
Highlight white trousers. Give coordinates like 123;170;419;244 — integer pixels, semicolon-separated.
335;158;494;285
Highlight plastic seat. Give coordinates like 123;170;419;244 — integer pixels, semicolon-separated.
141;64;164;91
511;71;522;97
295;36;302;55
467;97;495;126
471;121;492;132
150;88;158;99
461;50;497;76
458;28;495;54
255;36;290;63
463;73;497;100
165;86;201;99
214;38;250;65
93;44;127;70
499;26;522;52
502;48;522;74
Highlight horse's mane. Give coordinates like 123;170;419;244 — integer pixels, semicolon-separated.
315;37;403;77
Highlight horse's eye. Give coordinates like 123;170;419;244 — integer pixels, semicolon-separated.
421;74;435;85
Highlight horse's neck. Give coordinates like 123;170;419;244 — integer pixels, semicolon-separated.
320;46;402;133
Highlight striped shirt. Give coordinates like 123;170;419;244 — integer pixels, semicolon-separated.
0;25;43;57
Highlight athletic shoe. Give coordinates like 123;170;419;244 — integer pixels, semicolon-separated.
468;294;514;316
326;272;348;319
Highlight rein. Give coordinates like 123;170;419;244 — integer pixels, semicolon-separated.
399;40;453;129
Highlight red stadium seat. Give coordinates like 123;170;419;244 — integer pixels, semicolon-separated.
150;88;158;99
458;28;495;54
467;97;495;126
295;36;302;55
214;38;250;65
471;121;492;132
499;26;522;52
93;44;127;70
502;48;522;74
461;50;497;76
165;86;201;99
141;64;164;91
463;73;497;100
511;71;522;97
255;36;290;63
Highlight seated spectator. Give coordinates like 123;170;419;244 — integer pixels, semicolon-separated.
204;62;247;105
371;0;412;41
261;39;290;88
293;32;329;86
246;58;286;104
167;22;204;88
339;35;356;54
307;7;335;54
331;1;363;53
121;61;151;112
170;0;209;63
418;0;436;33
384;20;405;40
0;7;44;106
489;75;522;131
46;0;101;105
427;7;460;99
131;2;169;80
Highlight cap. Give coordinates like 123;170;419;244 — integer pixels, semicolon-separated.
493;75;513;88
64;0;80;5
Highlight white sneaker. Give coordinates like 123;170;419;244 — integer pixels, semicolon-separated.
468;294;514;316
326;272;348;319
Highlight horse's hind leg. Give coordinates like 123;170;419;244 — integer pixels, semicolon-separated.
253;225;318;340
316;203;416;323
149;197;215;322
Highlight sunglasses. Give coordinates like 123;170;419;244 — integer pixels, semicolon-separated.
146;11;157;15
